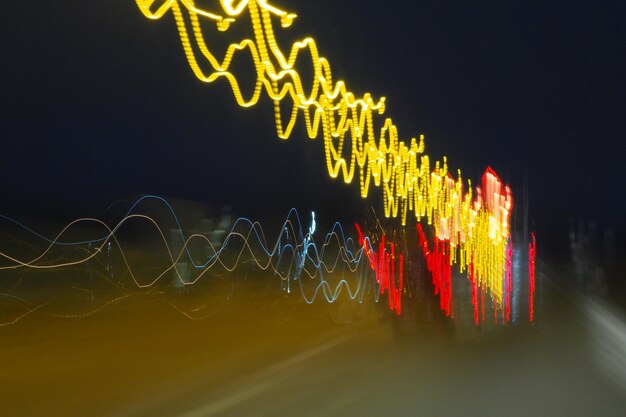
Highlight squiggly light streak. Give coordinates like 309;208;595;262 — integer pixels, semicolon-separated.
355;224;404;315
416;223;453;317
134;0;514;306
1;197;535;326
504;239;513;322
0;197;382;324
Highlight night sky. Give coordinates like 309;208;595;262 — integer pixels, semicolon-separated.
3;1;625;251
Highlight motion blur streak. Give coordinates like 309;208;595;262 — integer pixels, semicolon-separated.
416;223;453;317
1;196;532;325
529;232;537;322
585;298;626;391
134;0;515;306
355;224;404;315
0;196;380;324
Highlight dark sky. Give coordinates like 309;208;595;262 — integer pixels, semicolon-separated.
2;1;625;246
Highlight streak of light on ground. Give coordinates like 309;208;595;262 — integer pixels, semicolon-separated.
1;264;625;417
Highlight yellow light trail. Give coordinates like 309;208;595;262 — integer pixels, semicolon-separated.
134;0;513;304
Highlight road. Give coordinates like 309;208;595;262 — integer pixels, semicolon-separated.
1;263;625;417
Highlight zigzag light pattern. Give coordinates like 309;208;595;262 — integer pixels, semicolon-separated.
1;196;535;325
0;196;380;324
134;0;513;304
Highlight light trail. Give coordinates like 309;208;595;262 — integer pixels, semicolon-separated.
0;196;382;324
134;0;515;304
0;196;535;325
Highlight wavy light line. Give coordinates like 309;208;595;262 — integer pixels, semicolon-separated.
1;196;534;326
134;0;514;303
0;197;383;324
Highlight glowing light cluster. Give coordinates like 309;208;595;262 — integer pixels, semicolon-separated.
416;224;453;317
416;222;515;324
134;0;514;304
355;224;404;315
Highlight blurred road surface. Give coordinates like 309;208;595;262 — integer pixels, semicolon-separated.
1;264;625;417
